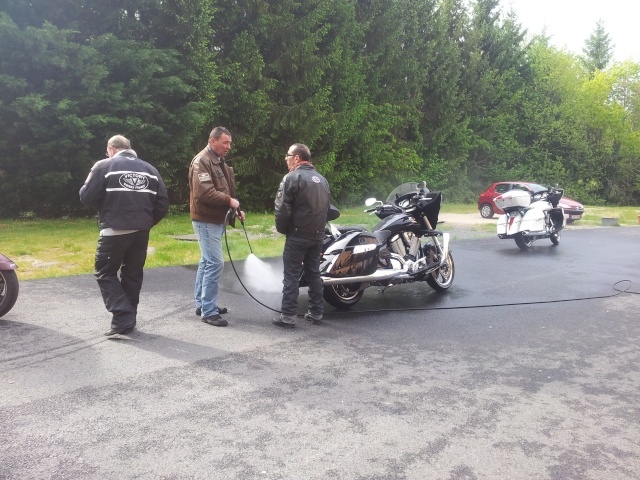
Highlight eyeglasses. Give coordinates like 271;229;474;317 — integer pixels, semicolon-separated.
285;153;296;157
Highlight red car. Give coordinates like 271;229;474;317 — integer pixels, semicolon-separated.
478;182;584;222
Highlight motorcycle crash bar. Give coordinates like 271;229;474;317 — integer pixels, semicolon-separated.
321;266;410;286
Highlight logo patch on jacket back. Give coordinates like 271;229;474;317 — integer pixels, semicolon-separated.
311;175;321;183
119;173;150;190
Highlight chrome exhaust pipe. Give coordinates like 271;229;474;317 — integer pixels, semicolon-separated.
321;266;408;286
522;230;548;237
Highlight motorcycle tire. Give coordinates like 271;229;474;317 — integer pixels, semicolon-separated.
426;252;455;292
514;232;533;250
323;283;364;309
550;231;561;245
0;269;19;318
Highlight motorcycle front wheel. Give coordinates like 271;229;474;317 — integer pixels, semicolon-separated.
0;269;19;317
514;232;533;250
323;283;364;308
426;252;455;292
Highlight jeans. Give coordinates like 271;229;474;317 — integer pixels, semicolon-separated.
192;220;225;318
94;230;149;329
281;236;324;317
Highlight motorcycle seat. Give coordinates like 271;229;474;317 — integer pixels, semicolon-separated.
334;225;366;234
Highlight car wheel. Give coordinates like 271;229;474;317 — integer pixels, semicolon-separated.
480;203;494;219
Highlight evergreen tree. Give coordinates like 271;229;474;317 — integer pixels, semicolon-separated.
0;1;216;216
212;0;421;208
582;19;614;75
460;0;530;196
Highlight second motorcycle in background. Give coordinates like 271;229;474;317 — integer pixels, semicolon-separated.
495;186;566;250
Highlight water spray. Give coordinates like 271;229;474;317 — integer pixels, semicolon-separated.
224;209;281;313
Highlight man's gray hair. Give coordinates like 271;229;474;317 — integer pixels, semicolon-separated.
108;135;131;150
209;126;231;140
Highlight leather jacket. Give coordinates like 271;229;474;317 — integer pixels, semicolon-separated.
189;146;237;225
79;150;169;231
275;164;330;240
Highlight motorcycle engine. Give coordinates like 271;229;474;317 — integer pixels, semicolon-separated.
389;232;421;260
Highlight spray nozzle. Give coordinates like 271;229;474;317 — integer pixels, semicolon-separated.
228;207;243;225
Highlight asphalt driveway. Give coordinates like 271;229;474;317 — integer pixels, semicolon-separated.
1;226;640;479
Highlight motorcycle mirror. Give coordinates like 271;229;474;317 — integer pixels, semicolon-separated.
364;198;378;207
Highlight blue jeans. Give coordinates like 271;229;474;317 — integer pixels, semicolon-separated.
192;220;225;317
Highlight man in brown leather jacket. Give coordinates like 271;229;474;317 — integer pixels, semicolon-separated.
189;126;245;327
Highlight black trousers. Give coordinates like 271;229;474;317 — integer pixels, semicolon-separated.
94;231;149;329
281;236;324;317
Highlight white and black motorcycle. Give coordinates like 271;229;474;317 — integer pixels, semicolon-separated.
495;186;566;250
301;182;455;308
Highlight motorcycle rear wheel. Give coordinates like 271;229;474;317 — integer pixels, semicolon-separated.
323;283;364;308
426;252;455;291
550;231;561;245
0;269;19;317
514;232;533;250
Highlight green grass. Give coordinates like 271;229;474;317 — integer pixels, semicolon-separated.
579;206;640;226
1;203;638;280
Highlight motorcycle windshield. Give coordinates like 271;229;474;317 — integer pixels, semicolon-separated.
385;182;426;204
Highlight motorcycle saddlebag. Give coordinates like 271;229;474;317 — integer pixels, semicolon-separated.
325;232;379;278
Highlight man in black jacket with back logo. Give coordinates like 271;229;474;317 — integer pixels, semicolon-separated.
273;143;330;328
80;135;169;336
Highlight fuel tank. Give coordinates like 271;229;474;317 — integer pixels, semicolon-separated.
373;213;420;234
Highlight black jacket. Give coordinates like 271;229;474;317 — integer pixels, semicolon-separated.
79;150;169;231
274;164;330;240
